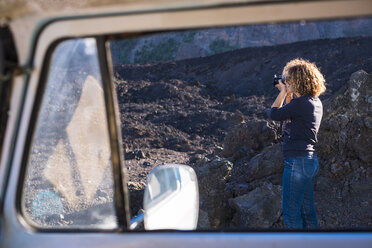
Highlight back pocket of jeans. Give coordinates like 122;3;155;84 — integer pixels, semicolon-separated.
302;158;317;177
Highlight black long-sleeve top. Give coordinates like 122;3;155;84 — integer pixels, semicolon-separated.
269;95;323;159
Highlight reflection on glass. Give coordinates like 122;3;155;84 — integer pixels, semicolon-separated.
145;167;180;208
22;39;117;229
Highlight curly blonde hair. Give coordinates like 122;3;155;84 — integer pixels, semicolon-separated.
282;58;326;97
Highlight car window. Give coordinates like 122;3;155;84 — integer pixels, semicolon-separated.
21;38;117;229
110;17;372;230
19;16;372;232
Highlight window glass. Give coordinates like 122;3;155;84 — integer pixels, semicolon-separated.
22;38;117;229
110;17;372;230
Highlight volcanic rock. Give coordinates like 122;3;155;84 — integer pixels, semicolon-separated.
229;182;282;228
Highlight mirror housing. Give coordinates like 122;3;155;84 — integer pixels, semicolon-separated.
143;164;199;230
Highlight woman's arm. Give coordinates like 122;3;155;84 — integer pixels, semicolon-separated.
271;90;287;108
271;81;287;108
269;81;297;121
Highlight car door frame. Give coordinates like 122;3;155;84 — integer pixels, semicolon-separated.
1;1;372;247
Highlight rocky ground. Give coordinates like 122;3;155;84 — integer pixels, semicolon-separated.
115;36;372;229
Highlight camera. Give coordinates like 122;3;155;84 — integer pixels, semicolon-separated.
273;74;285;86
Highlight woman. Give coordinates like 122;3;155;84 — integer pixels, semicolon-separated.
269;58;326;229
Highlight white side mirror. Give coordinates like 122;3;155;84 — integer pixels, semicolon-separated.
143;164;199;230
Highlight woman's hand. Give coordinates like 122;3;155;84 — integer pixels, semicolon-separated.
275;80;287;93
272;81;288;108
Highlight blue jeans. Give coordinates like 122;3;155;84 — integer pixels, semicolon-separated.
282;154;319;229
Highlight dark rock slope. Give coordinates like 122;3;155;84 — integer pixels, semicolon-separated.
114;36;372;229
